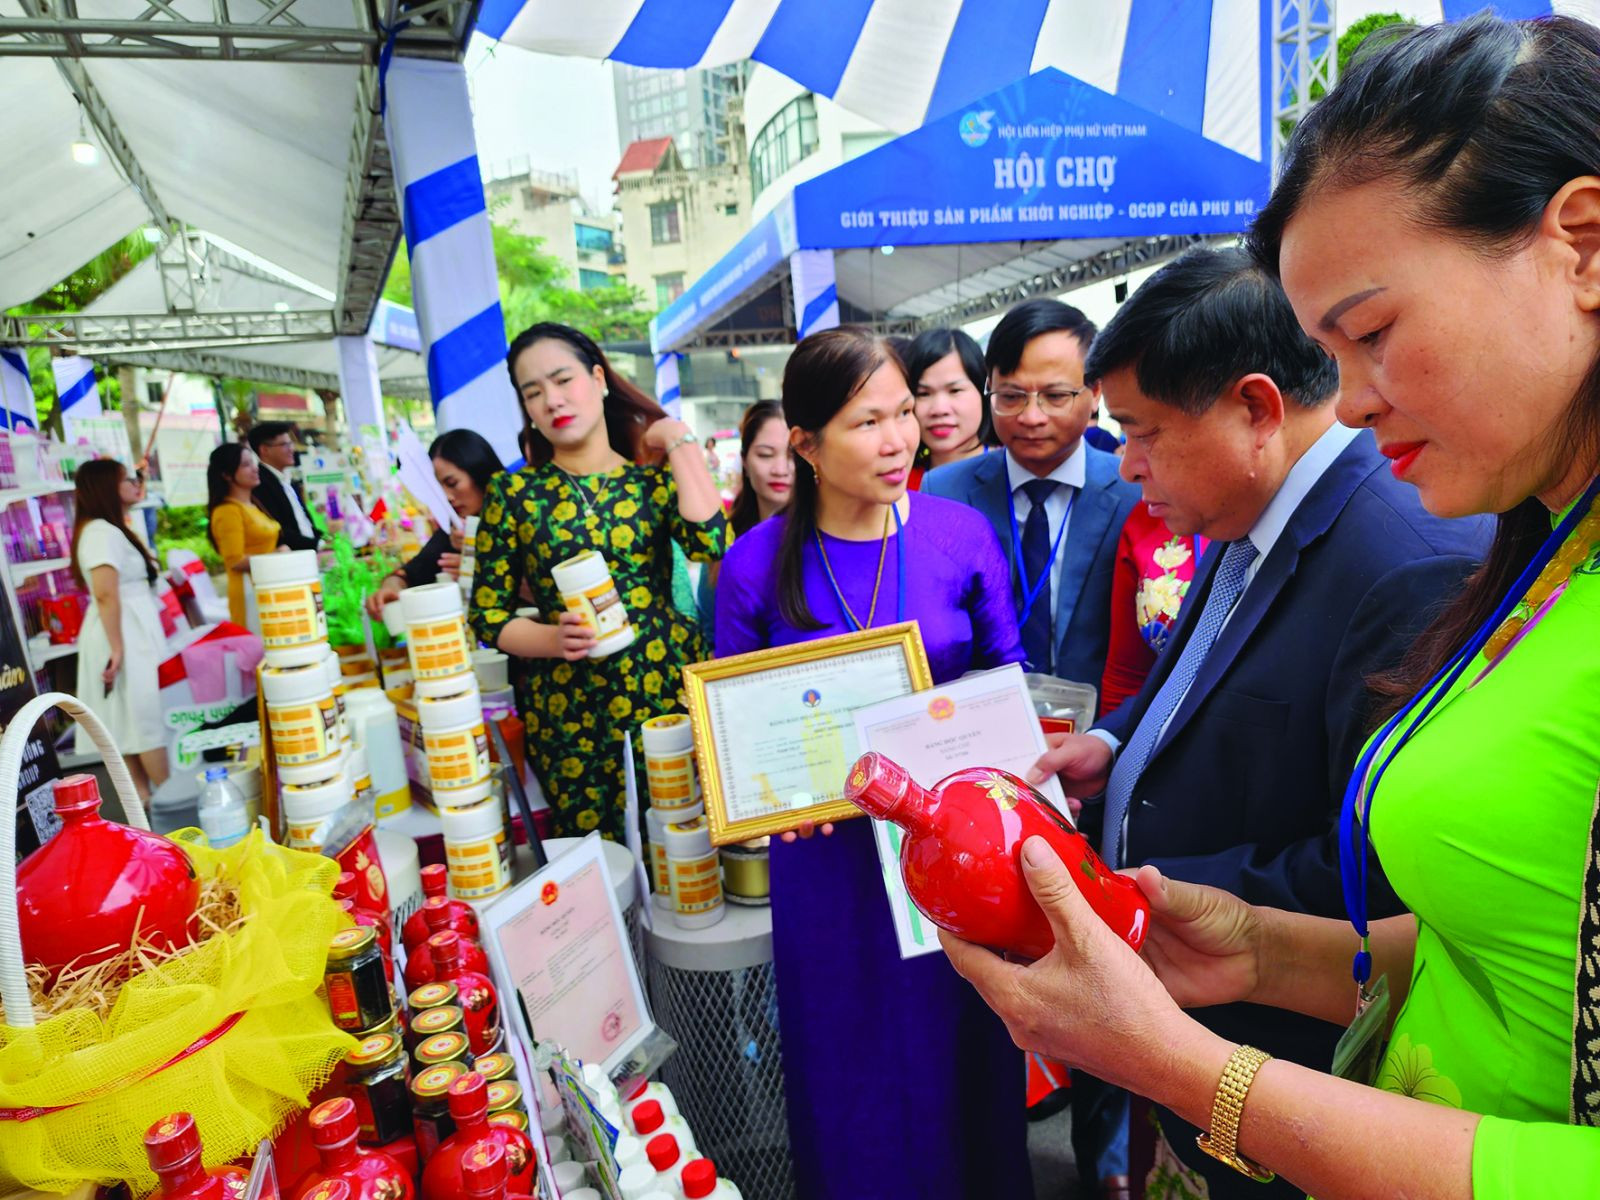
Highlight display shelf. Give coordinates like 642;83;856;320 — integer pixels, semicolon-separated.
10;555;72;584
0;480;74;507
30;642;77;665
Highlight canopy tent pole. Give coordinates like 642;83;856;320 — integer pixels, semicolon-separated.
789;250;840;342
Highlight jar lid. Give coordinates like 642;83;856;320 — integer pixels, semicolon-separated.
485;1080;522;1113
143;1112;201;1171
51;773;100;817
447;1069;489;1121
283;771;352;816
434;776;495;810
411;1060;467;1099
249;548;318;587
344;1031;402;1068
410;1004;464;1037
408;980;458;1010
308;1096;358;1145
645;1133;680;1171
551;549;607;591
418;687;483;731
414;670;478;700
438;797;504;841
277;753;345;788
641;713;693;754
399;579;464;624
680;1159;718;1200
473;1052;513;1083
487;1111;528;1132
662;816;711;857
416;1031;470;1064
327;926;376;959
262;662;332;706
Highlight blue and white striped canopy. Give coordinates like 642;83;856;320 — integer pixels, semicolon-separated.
479;1;1598;167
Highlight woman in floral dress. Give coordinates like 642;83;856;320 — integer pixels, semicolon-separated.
1099;501;1205;714
470;323;727;840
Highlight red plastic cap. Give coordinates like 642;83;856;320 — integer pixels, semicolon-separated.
421;863;448;897
461;1138;507;1198
429;930;463;973
423;895;452;930
447;1070;489;1122
334;872;357;901
842;752;909;821
621;1077;648;1102
645;1133;680;1172
631;1098;664;1136
52;773;101;816
143;1112;201;1172
680;1159;718;1199
308;1097;358;1147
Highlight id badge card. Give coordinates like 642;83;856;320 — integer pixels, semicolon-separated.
1332;973;1391;1085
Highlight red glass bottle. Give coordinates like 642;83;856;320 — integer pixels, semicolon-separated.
143;1112;249;1200
421;1073;535;1200
19;775;198;979
336;872;394;983
291;1097;416;1200
401;866;478;954
402;902;488;992
426;932;501;1056
458;1140;533;1200
844;753;1149;960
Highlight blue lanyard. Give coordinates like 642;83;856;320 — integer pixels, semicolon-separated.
819;503;906;632
1339;473;1600;985
1006;483;1075;631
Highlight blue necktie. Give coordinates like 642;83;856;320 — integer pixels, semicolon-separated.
1100;538;1260;865
1018;478;1060;673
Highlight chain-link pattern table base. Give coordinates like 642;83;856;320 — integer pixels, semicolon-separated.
645;904;794;1200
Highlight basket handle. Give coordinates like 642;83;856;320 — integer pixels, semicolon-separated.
0;690;149;1028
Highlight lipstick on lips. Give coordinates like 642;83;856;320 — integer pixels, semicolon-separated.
551;414;575;430
1380;440;1425;479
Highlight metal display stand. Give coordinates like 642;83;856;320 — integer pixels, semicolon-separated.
645;905;794;1200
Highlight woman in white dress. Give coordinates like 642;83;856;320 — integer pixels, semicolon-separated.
71;458;169;804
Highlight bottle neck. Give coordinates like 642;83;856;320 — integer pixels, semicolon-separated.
317;1139;359;1169
155;1161;213;1199
845;755;934;836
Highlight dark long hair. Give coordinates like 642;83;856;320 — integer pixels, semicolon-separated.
72;459;157;588
728;400;786;537
505;323;667;468
778;328;904;629
903;327;995;467
205;442;262;551
429;428;505;496
1248;13;1600;726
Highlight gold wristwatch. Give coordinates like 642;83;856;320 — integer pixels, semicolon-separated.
1196;1044;1275;1182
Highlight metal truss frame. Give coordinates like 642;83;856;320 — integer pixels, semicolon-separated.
95;347;430;398
1272;0;1338;175
0;308;339;353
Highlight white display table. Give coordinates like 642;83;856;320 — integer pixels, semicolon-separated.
644;903;794;1200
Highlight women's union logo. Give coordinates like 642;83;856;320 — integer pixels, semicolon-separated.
959;110;995;147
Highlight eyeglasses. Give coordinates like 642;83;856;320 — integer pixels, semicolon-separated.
983;385;1087;415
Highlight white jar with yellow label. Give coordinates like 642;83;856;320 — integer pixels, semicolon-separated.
400;581;476;695
418;685;491;797
663;815;724;930
551;550;636;658
250;550;328;668
439;795;510;900
262;663;341;769
282;770;353;853
641;714;703;821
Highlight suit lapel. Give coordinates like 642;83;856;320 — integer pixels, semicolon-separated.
974;451;1015;563
1149;434;1379;759
1053;454;1117;658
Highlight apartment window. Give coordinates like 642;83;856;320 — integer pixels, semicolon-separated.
750;93;820;199
650;201;681;244
723;203;739;217
574;223;614;253
579;268;612;292
655;273;686;307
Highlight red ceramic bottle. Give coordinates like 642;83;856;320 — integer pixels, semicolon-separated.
291;1097;415;1200
19;775;198;979
844;753;1149;960
401;866;478;954
144;1112;249;1200
426;932;501;1056
458;1140;534;1200
421;1073;535;1200
402;902;488;992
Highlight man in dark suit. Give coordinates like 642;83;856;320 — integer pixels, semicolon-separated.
248;421;320;552
923;299;1138;689
1034;248;1493;1198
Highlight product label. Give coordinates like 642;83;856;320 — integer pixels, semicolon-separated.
326;968;359;1026
267;696;337;764
650;842;669;897
646;751;699;806
670;852;724;914
446;832;509;898
563;578;629;640
257;581;326;647
408;616;472;678
286;817;330;853
424;723;491;789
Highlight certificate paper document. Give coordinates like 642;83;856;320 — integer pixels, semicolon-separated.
853;663;1068;958
483;835;651;1072
707;642;915;822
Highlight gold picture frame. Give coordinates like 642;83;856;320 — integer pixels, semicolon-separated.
682;622;933;846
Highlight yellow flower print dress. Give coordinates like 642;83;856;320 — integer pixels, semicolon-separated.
470;462;728;840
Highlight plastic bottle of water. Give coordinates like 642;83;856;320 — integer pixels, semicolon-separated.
198;766;251;848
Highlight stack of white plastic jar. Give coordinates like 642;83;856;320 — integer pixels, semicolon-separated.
252;551;373;852
641;714;725;931
399;580;510;902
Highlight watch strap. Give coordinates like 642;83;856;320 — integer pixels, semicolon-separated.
1196;1044;1275;1182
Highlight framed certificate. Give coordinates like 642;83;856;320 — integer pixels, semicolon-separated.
682;622;934;845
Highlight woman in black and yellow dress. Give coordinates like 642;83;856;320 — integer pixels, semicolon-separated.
470;323;727;840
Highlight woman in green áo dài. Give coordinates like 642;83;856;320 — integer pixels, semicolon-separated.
469;323;726;840
951;16;1600;1199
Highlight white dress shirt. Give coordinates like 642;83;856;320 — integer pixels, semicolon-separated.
263;460;315;540
1005;439;1087;623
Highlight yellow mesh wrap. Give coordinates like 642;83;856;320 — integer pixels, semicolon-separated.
0;829;358;1194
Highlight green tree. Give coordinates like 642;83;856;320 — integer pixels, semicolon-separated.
383;205;653;345
1281;12;1409;141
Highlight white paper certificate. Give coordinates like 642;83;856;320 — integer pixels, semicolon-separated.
852;663;1068;958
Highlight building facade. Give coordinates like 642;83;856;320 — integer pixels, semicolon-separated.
613;62;750;169
482;162;626;292
744;65;894;220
